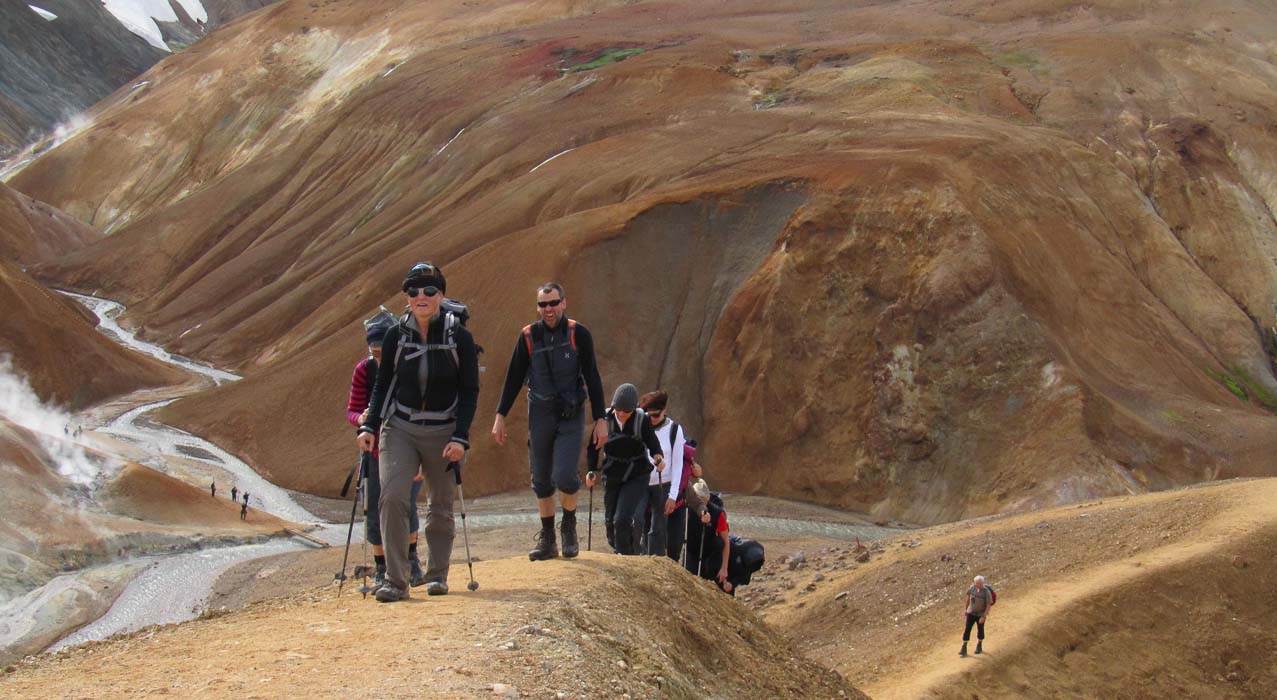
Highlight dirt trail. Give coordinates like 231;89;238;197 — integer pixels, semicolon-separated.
768;478;1277;699
0;553;865;699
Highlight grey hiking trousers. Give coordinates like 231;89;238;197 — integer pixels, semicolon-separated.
528;398;584;498
379;417;458;591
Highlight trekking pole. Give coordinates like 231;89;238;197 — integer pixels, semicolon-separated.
449;461;479;591
336;452;367;596
587;483;594;552
356;472;373;598
696;519;710;578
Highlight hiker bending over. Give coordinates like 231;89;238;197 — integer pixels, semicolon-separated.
687;482;732;589
584;384;665;555
636;391;685;557
348;308;425;589
492;282;607;561
358;263;480;603
960;575;995;657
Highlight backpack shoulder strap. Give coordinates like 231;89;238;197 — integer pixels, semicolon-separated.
633;409;646;439
567;319;577;353
522;323;534;356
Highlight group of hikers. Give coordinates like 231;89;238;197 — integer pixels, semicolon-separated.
210;481;251;520
345;264;764;603
341;261;991;656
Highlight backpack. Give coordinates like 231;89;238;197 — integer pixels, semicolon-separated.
379;299;473;423
674;432;695;503
989;587;997;605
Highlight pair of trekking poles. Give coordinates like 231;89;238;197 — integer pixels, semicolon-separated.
337;452;479;597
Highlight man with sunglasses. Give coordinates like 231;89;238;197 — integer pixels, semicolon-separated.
492;282;607;561
357;263;481;602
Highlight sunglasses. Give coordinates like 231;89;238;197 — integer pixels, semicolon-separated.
405;286;439;298
537;299;563;308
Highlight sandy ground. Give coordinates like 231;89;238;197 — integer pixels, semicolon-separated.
0;554;863;699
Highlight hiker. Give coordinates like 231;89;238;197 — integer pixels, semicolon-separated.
681;462;708;572
960;575;995;656
231;486;238;502
585;384;666;555
348;308;426;589
686;482;730;587
210;481;216;498
240;502;248;520
242;492;249;506
357;262;481;603
636;391;685;557
666;440;698;563
492;282;607;561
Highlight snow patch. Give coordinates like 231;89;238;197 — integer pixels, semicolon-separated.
529;148;577;173
28;5;57;21
0;357;116;486
102;0;209;52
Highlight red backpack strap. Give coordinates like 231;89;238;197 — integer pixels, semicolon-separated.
522;324;534;356
567;319;577;352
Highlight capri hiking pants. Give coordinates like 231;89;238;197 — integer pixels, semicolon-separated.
528;399;584;498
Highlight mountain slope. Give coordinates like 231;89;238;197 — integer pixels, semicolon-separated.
13;0;1277;520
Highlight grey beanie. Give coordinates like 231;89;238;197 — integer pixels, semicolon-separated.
612;383;639;412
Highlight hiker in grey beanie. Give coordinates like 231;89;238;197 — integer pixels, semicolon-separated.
584;383;666;554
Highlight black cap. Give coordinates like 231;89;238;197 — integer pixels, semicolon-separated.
403;262;445;294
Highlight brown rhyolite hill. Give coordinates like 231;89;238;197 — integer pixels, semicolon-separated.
12;0;1277;522
0;183;185;407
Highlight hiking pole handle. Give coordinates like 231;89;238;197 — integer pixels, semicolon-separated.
448;461;462;485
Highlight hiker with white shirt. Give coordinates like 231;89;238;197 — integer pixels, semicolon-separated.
637;390;685;556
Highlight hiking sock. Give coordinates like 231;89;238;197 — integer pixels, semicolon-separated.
540;515;555;530
374;555;386;569
561;508;576;524
408;543;419;560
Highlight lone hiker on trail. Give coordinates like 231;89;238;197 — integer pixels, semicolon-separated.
585;384;665;555
210;481;216;498
636;391;685;557
358;263;480;603
349;308;427;589
231;486;238;502
491;282;607;561
960;575;995;657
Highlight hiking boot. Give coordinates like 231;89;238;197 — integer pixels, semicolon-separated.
409;559;427;588
560;518;579;559
959;642;968;657
375;584;409;603
529;527;559;561
426;580;449;596
374;564;387;590
975;641;983;655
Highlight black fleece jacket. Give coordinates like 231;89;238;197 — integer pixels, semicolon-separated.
360;313;480;447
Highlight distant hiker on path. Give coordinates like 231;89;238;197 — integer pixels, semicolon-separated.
210;481;216;498
240;502;248;520
358;263;480;603
960;575;995;657
585;384;665;555
637;391;685;557
348;308;426;589
231;486;238;502
492;282;607;561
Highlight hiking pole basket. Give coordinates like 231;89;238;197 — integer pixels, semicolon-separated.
449;461;480;591
337;452;368;596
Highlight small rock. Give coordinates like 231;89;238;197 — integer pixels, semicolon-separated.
490;683;520;698
812;573;825;582
787;552;807;570
517;624;544;635
556;693;567;700
835;591;849;601
856;551;871;563
499;641;518;651
617;660;628;671
1036;521;1050;529
1232;556;1248;569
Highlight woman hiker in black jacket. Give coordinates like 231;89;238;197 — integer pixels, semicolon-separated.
357;263;481;603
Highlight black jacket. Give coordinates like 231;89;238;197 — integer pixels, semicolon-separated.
586;408;664;481
361;312;480;447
